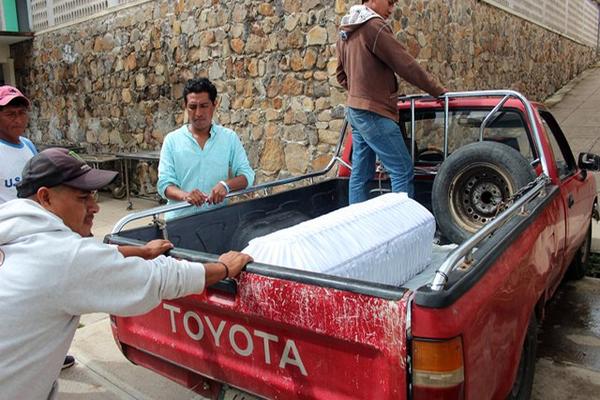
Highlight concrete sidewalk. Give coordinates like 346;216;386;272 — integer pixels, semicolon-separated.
545;64;600;251
57;67;600;399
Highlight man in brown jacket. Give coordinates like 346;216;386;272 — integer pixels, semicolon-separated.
336;0;446;203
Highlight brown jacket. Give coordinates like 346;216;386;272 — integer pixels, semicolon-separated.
336;16;444;121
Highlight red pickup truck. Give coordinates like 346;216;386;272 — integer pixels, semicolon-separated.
108;90;599;400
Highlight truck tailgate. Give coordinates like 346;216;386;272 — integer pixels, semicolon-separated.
112;272;410;399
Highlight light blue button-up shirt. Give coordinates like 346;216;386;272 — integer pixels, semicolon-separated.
157;123;255;220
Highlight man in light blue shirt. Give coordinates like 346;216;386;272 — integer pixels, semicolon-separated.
157;78;255;219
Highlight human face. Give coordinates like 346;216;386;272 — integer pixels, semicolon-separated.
0;105;29;144
365;0;396;20
39;186;99;237
185;92;216;135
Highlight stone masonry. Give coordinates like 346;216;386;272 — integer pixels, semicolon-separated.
11;0;599;186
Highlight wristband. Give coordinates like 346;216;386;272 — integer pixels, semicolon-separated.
219;180;231;194
216;261;230;279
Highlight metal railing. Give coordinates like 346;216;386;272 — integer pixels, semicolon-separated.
430;175;551;291
30;0;143;31
399;90;553;291
399;89;552;178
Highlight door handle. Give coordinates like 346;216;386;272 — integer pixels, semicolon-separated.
568;193;575;208
206;279;238;306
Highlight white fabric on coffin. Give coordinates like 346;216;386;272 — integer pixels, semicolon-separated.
243;193;435;286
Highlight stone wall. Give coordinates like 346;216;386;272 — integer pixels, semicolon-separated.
12;0;599;185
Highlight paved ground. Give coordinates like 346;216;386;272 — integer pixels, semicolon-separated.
530;65;600;400
545;65;600;252
57;67;600;399
533;279;600;400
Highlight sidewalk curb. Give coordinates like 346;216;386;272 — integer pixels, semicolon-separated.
544;63;600;107
60;354;139;400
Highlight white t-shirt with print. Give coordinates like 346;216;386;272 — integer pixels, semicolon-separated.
0;137;37;204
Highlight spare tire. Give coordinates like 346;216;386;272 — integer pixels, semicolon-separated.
432;141;536;244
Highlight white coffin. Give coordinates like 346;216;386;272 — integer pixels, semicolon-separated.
243;193;435;286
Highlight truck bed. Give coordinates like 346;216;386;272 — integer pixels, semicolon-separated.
116;178;448;293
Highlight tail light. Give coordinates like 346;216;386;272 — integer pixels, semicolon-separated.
412;336;464;400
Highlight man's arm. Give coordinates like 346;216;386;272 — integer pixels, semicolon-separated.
62;240;253;317
336;40;348;89
230;133;255;186
208;175;248;204
118;239;173;259
118;244;249;286
208;132;254;204
203;251;253;287
165;185;208;206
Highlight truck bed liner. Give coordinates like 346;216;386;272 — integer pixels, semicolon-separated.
114;178;446;297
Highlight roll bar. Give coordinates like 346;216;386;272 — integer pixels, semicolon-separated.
399;90;551;178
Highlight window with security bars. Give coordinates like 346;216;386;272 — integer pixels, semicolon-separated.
482;0;599;48
29;0;141;31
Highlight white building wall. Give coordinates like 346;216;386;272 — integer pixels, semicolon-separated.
482;0;600;47
29;0;142;31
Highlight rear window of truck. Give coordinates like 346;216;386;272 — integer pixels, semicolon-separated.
399;109;535;164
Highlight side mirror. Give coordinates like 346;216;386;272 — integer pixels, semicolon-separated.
578;152;600;171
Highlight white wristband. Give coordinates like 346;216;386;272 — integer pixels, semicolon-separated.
219;180;230;194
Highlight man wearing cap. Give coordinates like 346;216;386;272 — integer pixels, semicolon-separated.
0;148;253;399
0;87;165;371
0;85;37;204
0;85;81;370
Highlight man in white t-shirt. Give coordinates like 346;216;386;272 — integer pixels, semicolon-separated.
0;85;80;370
0;85;37;204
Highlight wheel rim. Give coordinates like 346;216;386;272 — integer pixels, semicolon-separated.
448;163;515;233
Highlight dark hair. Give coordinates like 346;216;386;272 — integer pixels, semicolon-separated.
0;97;29;109
183;78;217;104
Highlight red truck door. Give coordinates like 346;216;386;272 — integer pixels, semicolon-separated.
538;110;590;279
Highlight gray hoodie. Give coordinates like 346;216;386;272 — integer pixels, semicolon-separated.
0;199;206;399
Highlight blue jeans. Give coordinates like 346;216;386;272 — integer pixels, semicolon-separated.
346;107;414;204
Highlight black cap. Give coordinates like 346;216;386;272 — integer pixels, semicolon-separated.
17;148;118;198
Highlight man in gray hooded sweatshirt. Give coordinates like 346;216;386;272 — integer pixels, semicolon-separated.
336;0;446;203
0;148;252;399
